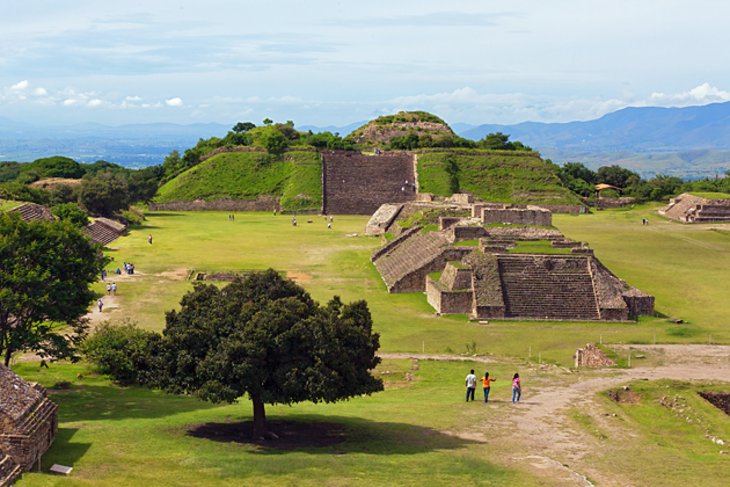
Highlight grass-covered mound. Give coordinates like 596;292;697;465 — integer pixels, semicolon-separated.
155;150;322;211
417;150;582;206
349;111;455;146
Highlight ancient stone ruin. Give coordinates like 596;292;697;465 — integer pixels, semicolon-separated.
9;202;55;222
574;344;616;368
322;151;417;215
660;192;730;223
83;217;127;246
372;201;654;321
0;364;58;483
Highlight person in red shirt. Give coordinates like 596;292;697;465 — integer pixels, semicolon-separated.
481;372;496;402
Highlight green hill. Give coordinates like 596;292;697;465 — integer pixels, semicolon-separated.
155;150;322;211
416;149;582;205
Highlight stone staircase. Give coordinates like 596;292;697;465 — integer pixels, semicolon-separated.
83;219;126;246
0;452;21;486
9;203;54;222
498;255;600;320
374;231;450;291
322;151;416;214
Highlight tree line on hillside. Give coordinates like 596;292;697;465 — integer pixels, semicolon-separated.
555;161;730;203
0;156;161;222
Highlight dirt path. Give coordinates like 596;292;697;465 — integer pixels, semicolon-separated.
379;352;498;364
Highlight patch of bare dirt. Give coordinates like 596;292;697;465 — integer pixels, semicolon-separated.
607;387;641;404
158;267;190;280
287;271;312;283
29;177;82;189
187;420;345;450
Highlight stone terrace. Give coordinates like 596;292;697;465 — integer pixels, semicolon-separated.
323;151;416;214
84;218;127;246
0;450;21;486
497;254;600;320
661;192;730;223
9;203;54;222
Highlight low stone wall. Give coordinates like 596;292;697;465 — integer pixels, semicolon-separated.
439;217;462;231
623;292;655;318
539;204;588;214
149;196;281;212
596;197;635;209
425;278;473;314
484;226;563;241
482;207;552;226
451;225;487;241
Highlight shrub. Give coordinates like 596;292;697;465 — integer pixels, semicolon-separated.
82;322;160;385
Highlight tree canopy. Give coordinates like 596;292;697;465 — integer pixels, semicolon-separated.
0;213;105;365
127;269;383;438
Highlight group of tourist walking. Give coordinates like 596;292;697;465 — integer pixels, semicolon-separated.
465;369;521;403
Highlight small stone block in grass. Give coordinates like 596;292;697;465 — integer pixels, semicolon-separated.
50;464;73;475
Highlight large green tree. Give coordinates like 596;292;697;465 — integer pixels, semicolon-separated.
0;213;105;365
153;269;382;438
78;170;130;216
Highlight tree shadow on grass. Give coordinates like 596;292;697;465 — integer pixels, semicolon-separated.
145;212;188;218
187;415;483;455
50;384;216;423
40;428;91;472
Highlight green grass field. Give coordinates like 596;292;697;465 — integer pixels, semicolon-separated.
10;204;730;486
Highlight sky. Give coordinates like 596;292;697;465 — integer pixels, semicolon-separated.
1;0;730;127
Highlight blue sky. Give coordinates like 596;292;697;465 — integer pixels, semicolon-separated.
1;0;729;127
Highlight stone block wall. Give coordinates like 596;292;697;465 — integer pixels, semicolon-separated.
622;293;655;318
425;277;473;314
451;225;487;242
149;196;280;212
482;207;552;226
440;263;473;290
439;217;462;231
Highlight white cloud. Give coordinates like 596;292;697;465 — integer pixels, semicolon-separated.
32;87;48;96
648;83;730;106
10;80;28;91
63;98;77;106
165;97;183;107
87;99;103;107
125;95;142;102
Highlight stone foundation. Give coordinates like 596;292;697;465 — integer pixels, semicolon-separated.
574;344;615;368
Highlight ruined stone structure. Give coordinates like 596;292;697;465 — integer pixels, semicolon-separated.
574;344;616;368
322;151;416;214
372;200;654;321
84;217;127;246
8;203;54;222
660;192;730;223
0;365;58;479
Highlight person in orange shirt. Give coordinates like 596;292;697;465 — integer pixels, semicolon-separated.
481;372;496;402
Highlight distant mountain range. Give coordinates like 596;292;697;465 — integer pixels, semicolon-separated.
2;102;730;177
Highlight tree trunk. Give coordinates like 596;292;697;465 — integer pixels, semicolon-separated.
251;394;267;439
4;346;12;367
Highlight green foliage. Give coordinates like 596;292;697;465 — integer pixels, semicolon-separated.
156;151;322;211
372;111;447;125
121;206;145;226
0;181;50;204
258;126;289;153
596;165;640;188
127;165;164;203
151;269;382;436
28;156;85;179
79;170;131;216
477;132;532;151
0;213;105;365
302;131;355;150
0;161;22;183
232;121;256;133
51;202;89;227
417;150;581;205
83;322;161;385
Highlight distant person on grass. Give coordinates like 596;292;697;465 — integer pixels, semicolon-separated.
112;282;117;295
512;373;522;403
147;234;153;244
97;298;103;312
481;372;496;403
465;369;477;402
